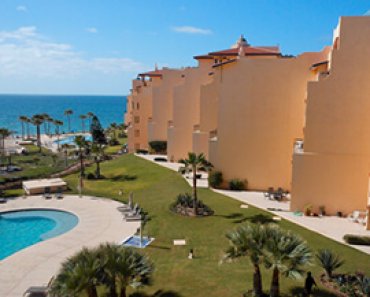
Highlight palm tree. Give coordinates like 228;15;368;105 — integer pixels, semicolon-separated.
316;249;344;280
40;113;50;135
31;114;44;152
263;225;312;297
179;152;212;215
50;247;100;297
87;112;94;129
224;224;266;297
91;143;105;178
110;122;118;139
47;116;54;136
64;109;73;133
96;244;153;297
61;143;69;167
0;128;12;159
25;117;31;139
19;116;28;140
54;120;64;151
79;114;87;133
74;135;87;177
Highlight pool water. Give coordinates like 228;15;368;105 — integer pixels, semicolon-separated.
123;235;154;248
0;209;79;260
55;134;93;146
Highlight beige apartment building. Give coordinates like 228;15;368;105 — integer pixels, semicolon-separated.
291;16;370;215
167;59;214;161
206;40;329;191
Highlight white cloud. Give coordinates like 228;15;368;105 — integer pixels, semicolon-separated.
0;26;146;79
172;26;212;35
16;5;27;12
86;27;98;33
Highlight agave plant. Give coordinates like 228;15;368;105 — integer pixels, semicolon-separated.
316;249;344;279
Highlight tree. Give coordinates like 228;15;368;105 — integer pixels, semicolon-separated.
96;244;153;297
19;116;28;140
91;143;105;178
47;116;55;136
64;109;73;133
0;128;12;164
25;117;31;139
87;112;95;128
90;115;107;145
31;114;44;152
40;113;50;135
74;135;87;177
179;152;212;215
110;122;118;139
316;249;344;280
54;120;64;151
80;114;87;133
61;144;69;167
224;224;266;297
50;247;100;297
263;225;312;297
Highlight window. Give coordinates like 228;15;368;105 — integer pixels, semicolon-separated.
137;103;140;110
134;130;140;137
134;116;140;124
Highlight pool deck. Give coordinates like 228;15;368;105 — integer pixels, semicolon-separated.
0;195;139;297
136;154;370;255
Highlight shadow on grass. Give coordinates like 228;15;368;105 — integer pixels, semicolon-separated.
147;244;171;250
287;286;338;297
109;174;137;182
130;290;182;297
217;213;276;224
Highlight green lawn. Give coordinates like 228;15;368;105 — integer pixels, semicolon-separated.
64;154;370;297
0;145;65;184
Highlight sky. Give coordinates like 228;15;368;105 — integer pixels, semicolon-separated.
0;0;369;95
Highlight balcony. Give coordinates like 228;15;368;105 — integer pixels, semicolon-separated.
168;120;174;128
193;124;200;133
294;139;304;153
209;129;218;141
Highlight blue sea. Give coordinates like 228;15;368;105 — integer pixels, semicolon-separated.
0;94;127;135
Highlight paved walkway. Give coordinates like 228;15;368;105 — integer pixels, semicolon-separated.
136;154;370;255
0;195;139;297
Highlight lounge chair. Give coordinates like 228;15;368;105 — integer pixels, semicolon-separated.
23;276;54;296
348;210;361;223
124;207;142;221
43;187;52;199
264;187;274;199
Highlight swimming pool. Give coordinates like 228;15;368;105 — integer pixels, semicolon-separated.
0;209;79;260
55;134;93;146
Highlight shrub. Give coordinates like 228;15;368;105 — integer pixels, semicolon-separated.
170;193;214;216
178;166;187;175
316;249;344;278
136;149;149;155
108;138;120;146
86;173;96;180
208;171;223;188
149;141;167;153
343;234;370;246
229;179;246;191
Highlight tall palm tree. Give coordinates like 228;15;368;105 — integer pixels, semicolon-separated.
96;244;153;297
74;135;87;177
64;109;73;133
40;113;50;135
47;116;54;136
31;114;44;152
91;143;105;178
87;112;94;129
316;249;344;280
110;122;118;139
179;152;212;215
263;225;312;297
19;116;28;140
54;120;64;151
224;224;266;297
79;114;87;133
50;248;100;297
25;117;31;139
0;128;11;159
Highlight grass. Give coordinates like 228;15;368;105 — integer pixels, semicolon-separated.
0;145;64;184
63;154;369;296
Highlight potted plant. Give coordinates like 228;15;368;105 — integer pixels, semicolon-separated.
304;204;313;216
319;205;326;217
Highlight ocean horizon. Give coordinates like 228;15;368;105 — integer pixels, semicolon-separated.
0;94;127;135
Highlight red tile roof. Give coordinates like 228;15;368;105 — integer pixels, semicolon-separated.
209;45;281;57
212;59;238;68
193;54;214;60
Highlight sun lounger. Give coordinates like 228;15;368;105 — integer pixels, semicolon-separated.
55;192;63;199
348;210;361;222
125;215;142;221
23;276;54;296
43;192;52;199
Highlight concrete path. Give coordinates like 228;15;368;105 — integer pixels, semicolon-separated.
0;195;139;297
136;154;370;255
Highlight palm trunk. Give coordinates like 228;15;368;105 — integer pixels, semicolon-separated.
80;148;85;177
26;123;30;139
21;122;25;139
120;287;127;297
68;116;71;132
57;128;60;151
36;125;41;152
109;282;118;297
95;158;100;178
253;264;263;297
192;164;197;215
270;267;279;297
86;286;98;297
